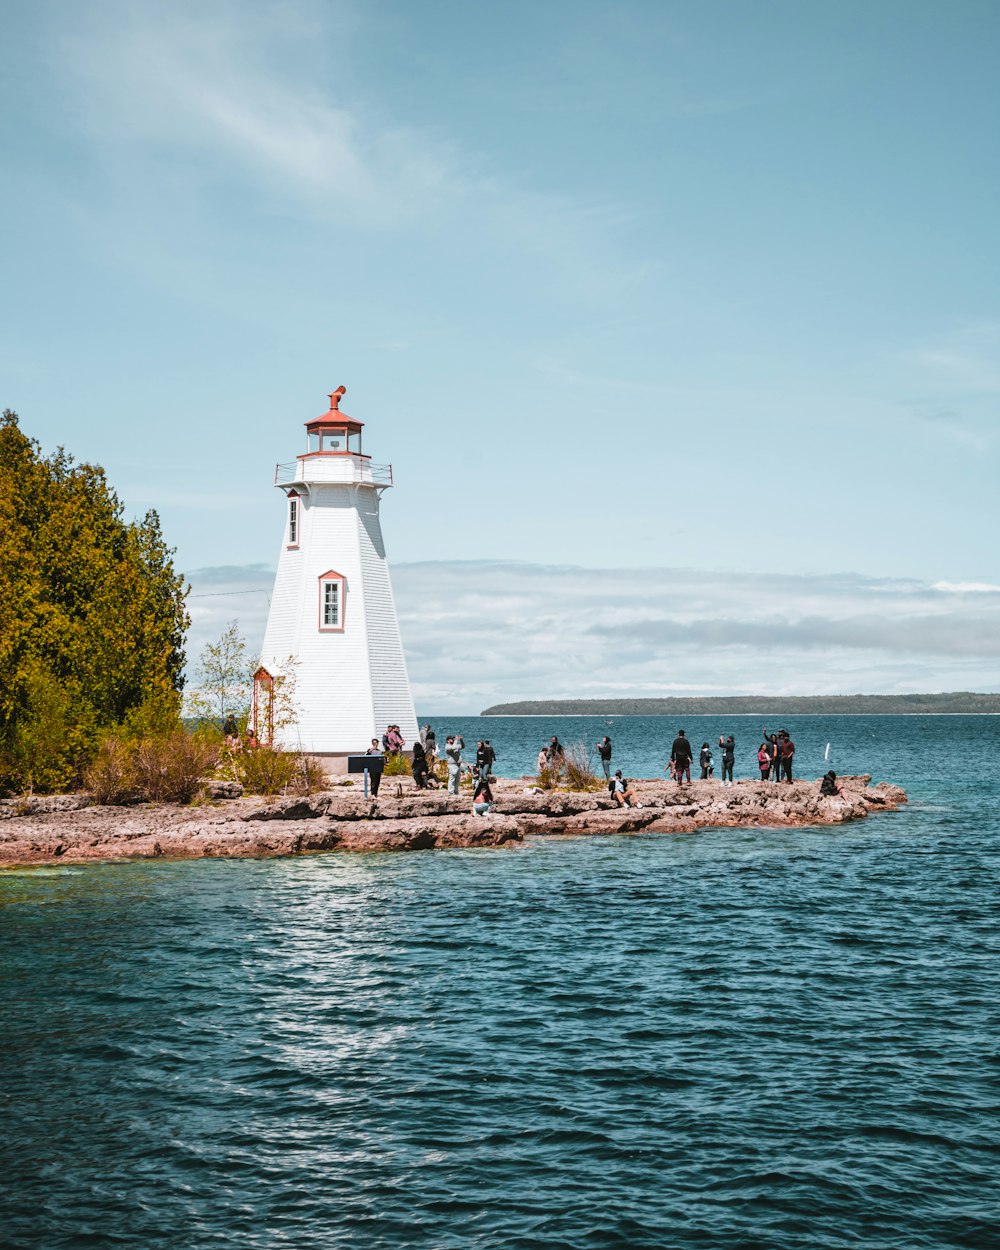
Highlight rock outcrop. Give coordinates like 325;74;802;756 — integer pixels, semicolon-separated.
0;774;906;867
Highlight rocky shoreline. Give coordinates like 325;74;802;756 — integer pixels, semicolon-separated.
0;774;907;867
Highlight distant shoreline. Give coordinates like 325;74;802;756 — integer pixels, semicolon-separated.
480;693;1000;716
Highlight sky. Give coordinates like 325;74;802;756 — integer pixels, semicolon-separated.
2;0;999;710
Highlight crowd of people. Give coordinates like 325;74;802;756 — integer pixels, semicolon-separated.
665;727;797;785
359;725;499;813
350;721;812;811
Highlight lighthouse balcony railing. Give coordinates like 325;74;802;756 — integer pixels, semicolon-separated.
274;459;393;488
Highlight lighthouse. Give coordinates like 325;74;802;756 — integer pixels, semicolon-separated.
255;387;418;763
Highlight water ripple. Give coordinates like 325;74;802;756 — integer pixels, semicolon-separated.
3;717;1000;1248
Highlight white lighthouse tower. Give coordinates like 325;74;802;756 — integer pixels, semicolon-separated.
255;387;418;764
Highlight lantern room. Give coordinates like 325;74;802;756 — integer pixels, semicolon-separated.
304;386;365;456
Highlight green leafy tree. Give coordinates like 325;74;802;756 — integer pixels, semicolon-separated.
0;410;190;793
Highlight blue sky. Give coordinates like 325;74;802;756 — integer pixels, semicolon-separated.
3;0;999;708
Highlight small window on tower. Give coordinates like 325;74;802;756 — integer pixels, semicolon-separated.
318;570;346;632
287;497;299;546
323;581;338;626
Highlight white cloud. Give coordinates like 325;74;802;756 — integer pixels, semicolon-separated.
54;0;635;287
933;581;1000;595
185;559;1000;711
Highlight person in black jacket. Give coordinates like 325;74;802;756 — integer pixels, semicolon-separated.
780;732;795;783
820;770;840;796
670;729;693;784
411;741;430;789
719;734;736;786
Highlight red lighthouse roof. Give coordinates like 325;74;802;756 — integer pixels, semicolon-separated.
305;386;364;434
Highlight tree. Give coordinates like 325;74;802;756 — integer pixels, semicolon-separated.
0;410;190;792
187;620;254;727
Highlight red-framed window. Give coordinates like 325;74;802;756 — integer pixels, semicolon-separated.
318;569;346;632
287;494;299;547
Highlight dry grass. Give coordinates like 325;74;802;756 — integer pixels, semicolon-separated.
226;746;329;796
84;738;140;805
132;732;219;804
563;743;604;791
228;744;298;795
536;743;603;792
85;732;219;805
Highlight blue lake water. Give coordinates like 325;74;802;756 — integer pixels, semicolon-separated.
2;715;999;1249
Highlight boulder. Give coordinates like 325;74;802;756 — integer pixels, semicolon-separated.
201;779;244;800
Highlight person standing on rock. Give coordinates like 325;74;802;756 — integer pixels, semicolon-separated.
762;730;781;781
757;742;771;781
537;744;549;773
670;729;693;784
719;734;736;786
780;732;795;783
597;735;613;779
699;741;713;780
475;739;496;779
550;736;565;762
366;738;384;799
446;735;465;794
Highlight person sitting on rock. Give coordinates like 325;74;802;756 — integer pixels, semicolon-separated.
411;741;430;789
820;770;841;797
611;770;639;808
472;775;495;816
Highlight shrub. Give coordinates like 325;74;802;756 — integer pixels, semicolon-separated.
132;732;219;804
563;743;603;791
230;744;299;795
536;760;563;790
382;752;410;777
297;755;329;794
536;744;603;792
84;737;140;805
